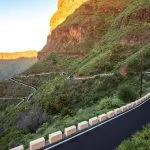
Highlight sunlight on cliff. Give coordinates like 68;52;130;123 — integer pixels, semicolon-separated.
50;0;88;31
0;51;37;60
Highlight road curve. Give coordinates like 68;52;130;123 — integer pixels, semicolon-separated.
9;78;36;101
44;98;150;150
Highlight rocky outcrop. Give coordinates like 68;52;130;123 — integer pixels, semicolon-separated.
0;51;37;60
50;0;88;31
39;0;129;59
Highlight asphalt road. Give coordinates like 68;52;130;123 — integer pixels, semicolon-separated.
44;99;150;150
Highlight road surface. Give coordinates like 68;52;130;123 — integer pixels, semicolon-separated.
44;98;150;150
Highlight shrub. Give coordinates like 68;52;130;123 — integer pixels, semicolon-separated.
16;107;47;132
116;125;150;150
99;98;114;109
118;84;137;103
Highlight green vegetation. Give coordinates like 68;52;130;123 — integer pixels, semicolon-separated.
23;53;79;75
0;0;150;149
118;84;137;103
0;80;31;97
116;125;150;150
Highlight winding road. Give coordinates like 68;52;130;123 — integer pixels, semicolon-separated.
44;97;150;150
10;78;36;101
0;72;114;108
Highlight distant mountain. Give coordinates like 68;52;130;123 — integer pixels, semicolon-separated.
0;51;37;59
0;51;37;80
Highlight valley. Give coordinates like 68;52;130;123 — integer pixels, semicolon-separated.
0;51;37;80
0;0;150;150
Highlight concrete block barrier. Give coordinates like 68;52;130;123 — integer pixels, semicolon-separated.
9;93;150;150
107;111;115;118
49;131;63;144
132;102;137;107
98;114;107;122
10;145;24;150
136;99;141;105
147;93;150;98
114;108;122;115
89;117;99;126
126;103;133;110
120;106;127;112
64;125;77;136
30;137;45;150
78;121;89;131
137;99;142;105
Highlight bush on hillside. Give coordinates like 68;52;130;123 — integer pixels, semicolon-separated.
118;84;137;103
16;107;47;132
116;125;150;150
100;98;115;109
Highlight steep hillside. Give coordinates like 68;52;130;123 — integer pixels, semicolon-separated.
39;0;130;59
0;0;150;149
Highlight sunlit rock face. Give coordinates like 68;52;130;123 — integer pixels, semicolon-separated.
38;0;130;59
50;0;88;31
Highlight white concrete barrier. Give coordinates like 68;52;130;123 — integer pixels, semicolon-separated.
120;106;127;112
10;145;24;150
49;131;62;144
98;114;107;122
78;121;89;131
132;102;137;107
30;137;45;150
114;108;122;115
136;99;141;105
107;111;115;118
64;125;76;136
147;93;150;99
89;117;99;126
136;99;142;105
126;103;133;110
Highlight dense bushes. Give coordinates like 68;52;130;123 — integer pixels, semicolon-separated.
118;84;138;103
16;107;47;132
116;125;150;150
36;75;121;116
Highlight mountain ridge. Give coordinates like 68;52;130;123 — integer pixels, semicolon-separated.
0;51;37;60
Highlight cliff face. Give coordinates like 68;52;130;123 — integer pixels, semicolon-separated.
39;0;129;59
38;0;150;60
0;51;37;60
50;0;88;31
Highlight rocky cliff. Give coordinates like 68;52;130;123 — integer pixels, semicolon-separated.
38;0;129;59
50;0;88;31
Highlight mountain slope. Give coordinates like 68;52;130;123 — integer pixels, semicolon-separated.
0;0;150;149
38;0;131;59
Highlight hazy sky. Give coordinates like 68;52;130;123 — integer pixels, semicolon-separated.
0;0;57;52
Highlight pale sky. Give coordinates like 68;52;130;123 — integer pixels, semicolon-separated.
0;0;57;52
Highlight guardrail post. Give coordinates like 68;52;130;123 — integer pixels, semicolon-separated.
30;137;45;150
89;117;99;126
107;111;115;118
98;114;107;122
64;125;77;136
78;121;89;131
10;145;24;150
49;131;63;144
